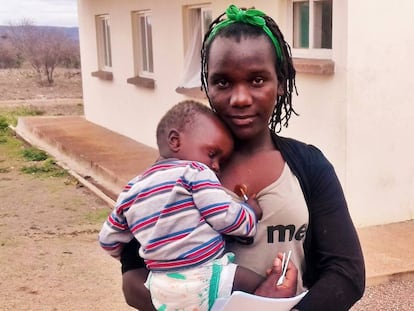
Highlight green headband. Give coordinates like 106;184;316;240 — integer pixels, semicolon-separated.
207;5;283;62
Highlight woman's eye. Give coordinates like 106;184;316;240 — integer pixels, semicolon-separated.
215;79;229;88
252;77;264;86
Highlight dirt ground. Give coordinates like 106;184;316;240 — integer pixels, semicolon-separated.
0;68;413;310
0;68;133;311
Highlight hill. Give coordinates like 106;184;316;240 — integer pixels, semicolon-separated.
0;25;79;41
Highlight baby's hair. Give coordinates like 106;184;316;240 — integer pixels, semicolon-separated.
201;7;298;133
156;100;214;150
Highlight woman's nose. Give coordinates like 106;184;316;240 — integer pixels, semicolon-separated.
230;84;252;107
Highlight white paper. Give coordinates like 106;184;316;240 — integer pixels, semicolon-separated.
211;290;308;311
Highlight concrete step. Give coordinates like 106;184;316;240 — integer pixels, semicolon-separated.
14;115;414;286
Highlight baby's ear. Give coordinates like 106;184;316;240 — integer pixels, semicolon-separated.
167;129;180;152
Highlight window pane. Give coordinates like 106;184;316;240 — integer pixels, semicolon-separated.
137;14;154;74
293;1;309;48
176;6;211;94
103;18;112;67
146;15;153;72
314;0;332;48
140;16;148;71
201;9;212;36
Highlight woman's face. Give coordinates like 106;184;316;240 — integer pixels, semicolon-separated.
206;35;282;141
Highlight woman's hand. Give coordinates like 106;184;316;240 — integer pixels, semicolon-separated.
122;268;156;311
254;252;298;298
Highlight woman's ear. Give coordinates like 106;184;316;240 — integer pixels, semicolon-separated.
277;83;285;96
168;129;180;152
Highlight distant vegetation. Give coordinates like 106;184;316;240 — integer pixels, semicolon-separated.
0;21;80;85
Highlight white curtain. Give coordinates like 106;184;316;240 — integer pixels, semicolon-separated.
175;11;206;99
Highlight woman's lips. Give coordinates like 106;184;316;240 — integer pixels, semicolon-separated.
229;115;255;126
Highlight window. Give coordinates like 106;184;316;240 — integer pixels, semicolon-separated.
290;0;332;59
176;5;212;97
96;14;112;70
132;11;154;77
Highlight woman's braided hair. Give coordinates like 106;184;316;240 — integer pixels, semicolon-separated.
201;6;298;133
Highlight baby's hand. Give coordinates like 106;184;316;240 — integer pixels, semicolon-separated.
246;194;262;220
234;184;262;220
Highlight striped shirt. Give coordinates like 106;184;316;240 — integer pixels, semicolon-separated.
99;159;258;271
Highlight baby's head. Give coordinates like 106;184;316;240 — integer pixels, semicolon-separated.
156;100;233;175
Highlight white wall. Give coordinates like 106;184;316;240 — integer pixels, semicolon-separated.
281;0;349;211
346;0;414;226
78;0;188;148
78;0;414;227
78;0;291;148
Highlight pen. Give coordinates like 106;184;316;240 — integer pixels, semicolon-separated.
276;250;292;286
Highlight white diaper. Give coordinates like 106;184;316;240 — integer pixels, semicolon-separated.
145;253;237;311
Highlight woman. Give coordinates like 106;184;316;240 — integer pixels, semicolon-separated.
121;5;365;311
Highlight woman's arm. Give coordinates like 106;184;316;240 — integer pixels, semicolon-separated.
120;239;155;310
294;147;365;310
122;268;155;311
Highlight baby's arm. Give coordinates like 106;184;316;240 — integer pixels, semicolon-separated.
245;194;262;220
98;191;135;259
234;184;262;220
193;172;259;237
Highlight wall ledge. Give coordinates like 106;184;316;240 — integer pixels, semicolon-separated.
127;76;155;89
91;70;113;80
293;58;335;75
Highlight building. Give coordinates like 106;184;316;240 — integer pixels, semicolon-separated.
77;0;414;227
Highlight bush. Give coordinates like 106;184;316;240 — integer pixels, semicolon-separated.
1;107;44;127
22;147;48;161
0;39;22;68
21;158;68;177
0;116;9;131
8;22;81;83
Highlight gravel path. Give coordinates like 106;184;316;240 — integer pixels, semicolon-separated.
351;278;414;310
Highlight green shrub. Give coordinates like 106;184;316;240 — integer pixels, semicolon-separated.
0;108;43;127
22;147;48;161
21;158;67;177
0;116;9;131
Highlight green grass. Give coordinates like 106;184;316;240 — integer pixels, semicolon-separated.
85;208;111;224
0;108;68;178
0;114;25;159
0;115;9;131
0;107;43;127
21;158;68;177
21;147;48;161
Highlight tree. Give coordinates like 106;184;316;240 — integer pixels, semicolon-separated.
8;19;79;84
0;34;23;68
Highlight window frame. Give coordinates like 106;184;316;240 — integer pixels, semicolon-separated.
95;14;112;71
287;0;333;59
131;10;154;79
175;4;212;97
183;5;212;51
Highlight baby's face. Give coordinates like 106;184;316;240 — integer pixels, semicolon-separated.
179;114;233;175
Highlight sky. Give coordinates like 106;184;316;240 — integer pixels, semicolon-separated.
0;0;78;27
